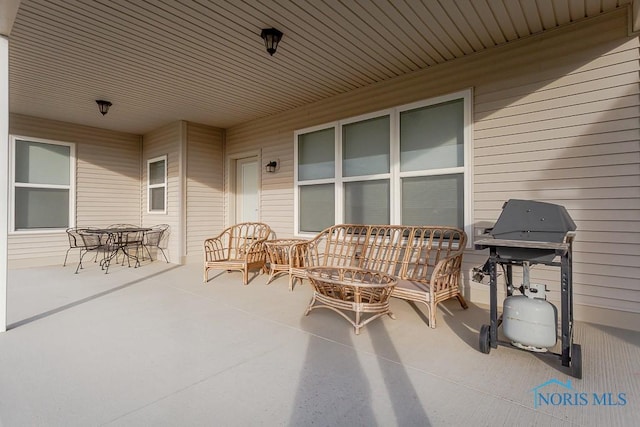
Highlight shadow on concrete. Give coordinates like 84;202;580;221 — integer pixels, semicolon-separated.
8;265;181;330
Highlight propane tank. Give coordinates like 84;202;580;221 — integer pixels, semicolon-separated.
503;283;557;351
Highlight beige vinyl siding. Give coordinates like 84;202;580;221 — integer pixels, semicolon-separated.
142;122;181;263
225;9;639;328
8;114;141;267
185;122;224;258
472;25;639;316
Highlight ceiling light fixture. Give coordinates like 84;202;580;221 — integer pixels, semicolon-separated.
260;28;283;56
96;99;112;116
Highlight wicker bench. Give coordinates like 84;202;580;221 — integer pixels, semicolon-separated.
290;224;468;328
203;222;272;285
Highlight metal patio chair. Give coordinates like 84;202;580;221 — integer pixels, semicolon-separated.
64;227;104;269
142;224;170;263
73;229;107;273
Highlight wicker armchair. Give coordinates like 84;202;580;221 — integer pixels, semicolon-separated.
203;222;272;285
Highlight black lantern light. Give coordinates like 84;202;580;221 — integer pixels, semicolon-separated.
96;100;112;116
265;161;277;173
260;28;283;56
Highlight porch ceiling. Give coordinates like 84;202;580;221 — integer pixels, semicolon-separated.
8;0;633;135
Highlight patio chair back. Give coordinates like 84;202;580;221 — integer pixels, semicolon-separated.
228;222;272;260
69;229;106;274
103;224;145;263
107;224;143;245
66;227;84;248
142;224;170;262
79;230;103;250
63;227;86;266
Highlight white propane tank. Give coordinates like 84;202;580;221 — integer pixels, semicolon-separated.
502;284;557;351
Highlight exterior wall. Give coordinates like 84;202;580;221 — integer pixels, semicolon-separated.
7;116;224;267
471;23;639;322
8;114;141;267
225;10;639;329
185;122;224;260
142;121;181;263
142;121;224;264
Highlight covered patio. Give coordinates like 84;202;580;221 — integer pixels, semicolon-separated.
1;1;639;424
1;264;638;425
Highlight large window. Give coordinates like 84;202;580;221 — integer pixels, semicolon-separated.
10;136;75;232
294;90;472;236
147;155;167;213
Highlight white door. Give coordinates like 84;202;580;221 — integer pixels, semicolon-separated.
235;157;259;222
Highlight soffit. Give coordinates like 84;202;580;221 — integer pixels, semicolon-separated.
8;0;632;134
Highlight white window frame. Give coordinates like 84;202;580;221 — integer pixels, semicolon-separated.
9;135;76;234
147;155;167;214
294;89;474;243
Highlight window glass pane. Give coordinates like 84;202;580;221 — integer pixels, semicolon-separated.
150;187;165;211
15;140;70;185
401;174;463;228
342;116;390;177
345;180;390;224
299;184;334;232
15;188;69;229
400;99;464;172
298;128;335;181
149;160;166;185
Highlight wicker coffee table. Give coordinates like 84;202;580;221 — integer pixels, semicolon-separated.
305;267;397;334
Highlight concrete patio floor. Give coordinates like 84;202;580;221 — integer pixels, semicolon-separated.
1;260;638;426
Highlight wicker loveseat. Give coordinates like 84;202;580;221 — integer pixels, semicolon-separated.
290;224;468;328
203;222;272;285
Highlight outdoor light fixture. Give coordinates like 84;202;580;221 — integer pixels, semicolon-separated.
265;161;278;173
260;28;283;56
96;100;112;116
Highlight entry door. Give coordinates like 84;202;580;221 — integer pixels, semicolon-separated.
235;157;259;222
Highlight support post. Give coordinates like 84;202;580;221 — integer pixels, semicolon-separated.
0;35;9;332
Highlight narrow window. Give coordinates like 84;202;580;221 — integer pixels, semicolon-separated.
148;155;167;213
399;98;465;228
296;128;335;233
342;115;390;224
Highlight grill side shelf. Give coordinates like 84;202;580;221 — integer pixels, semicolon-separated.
474;234;573;257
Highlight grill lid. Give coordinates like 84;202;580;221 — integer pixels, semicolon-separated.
490;199;576;243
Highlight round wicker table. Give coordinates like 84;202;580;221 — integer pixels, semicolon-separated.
305;266;397;335
264;239;307;289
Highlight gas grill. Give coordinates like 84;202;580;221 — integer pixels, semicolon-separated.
474;199;581;378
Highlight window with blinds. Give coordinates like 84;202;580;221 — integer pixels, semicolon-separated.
147;155;167;213
294;89;472;237
11;136;75;231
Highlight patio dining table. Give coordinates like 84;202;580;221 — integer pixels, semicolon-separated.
82;227;151;273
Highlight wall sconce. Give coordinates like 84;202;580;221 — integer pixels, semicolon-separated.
260;28;283;56
96;100;112;116
265;161;277;173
